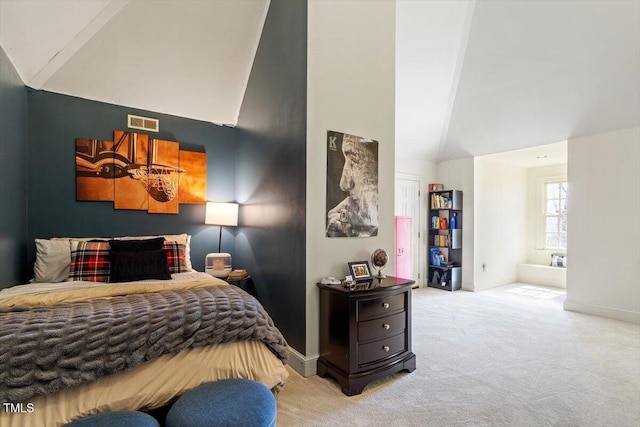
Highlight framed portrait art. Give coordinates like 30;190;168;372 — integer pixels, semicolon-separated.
348;261;373;282
326;130;379;238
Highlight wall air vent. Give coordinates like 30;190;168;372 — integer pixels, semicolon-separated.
127;114;159;132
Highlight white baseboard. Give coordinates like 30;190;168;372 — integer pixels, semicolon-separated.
564;298;640;324
461;280;474;291
471;275;517;292
287;347;318;377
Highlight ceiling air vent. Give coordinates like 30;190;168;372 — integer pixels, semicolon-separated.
127;114;159;132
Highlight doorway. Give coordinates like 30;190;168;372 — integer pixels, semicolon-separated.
395;177;421;284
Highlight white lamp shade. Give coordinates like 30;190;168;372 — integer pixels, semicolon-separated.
205;202;239;226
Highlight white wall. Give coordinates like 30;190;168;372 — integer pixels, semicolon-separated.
395;156;437;179
525;163;567;265
305;0;396;373
473;158;528;291
436;157;475;290
565;127;640;324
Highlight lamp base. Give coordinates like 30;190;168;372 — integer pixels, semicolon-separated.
205;253;232;278
208;269;231;279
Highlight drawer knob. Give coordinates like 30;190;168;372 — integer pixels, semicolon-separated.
382;323;390;330
382;345;390;352
382;303;390;309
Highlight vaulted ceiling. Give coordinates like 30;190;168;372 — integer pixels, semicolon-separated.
1;0;638;164
0;0;268;125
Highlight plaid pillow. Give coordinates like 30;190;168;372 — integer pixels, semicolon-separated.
163;241;189;273
68;240;111;282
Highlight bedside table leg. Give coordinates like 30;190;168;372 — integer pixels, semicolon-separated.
317;359;328;378
343;380;366;396
403;353;417;372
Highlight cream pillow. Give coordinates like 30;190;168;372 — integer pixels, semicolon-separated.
33;239;71;282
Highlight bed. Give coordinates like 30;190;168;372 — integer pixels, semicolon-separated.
0;235;289;427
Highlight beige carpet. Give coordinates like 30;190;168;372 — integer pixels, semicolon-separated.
276;283;640;426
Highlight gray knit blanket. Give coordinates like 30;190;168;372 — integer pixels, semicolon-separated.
0;285;289;403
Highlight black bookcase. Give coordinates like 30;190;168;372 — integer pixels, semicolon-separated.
428;190;462;291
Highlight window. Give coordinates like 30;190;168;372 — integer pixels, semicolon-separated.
543;181;567;250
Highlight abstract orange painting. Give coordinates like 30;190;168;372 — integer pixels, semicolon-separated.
76;139;115;201
178;150;207;204
113;131;150;211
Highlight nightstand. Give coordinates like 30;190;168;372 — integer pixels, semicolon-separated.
225;274;250;285
225;274;253;295
316;276;416;396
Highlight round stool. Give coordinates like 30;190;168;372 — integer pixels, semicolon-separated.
64;410;160;427
166;379;276;427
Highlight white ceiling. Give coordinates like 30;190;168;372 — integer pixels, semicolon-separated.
1;0;638;164
0;0;268;125
396;0;640;164
477;140;568;169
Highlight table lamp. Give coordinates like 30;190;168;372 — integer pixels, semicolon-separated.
205;202;238;278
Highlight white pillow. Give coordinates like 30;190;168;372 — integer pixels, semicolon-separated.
550;253;567;268
33;239;71;282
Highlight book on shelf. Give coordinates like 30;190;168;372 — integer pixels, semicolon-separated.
431;216;449;230
227;269;249;280
430;194;452;209
433;234;450;247
429;248;440;266
430;248;450;266
439;217;448;229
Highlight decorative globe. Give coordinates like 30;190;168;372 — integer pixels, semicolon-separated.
371;249;388;278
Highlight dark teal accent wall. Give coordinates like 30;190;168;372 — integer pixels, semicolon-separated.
0;46;28;288
1;4;309;357
26;90;237;273
235;0;307;352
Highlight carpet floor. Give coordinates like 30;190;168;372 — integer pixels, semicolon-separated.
276;283;640;427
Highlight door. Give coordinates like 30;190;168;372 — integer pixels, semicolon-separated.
395;178;421;281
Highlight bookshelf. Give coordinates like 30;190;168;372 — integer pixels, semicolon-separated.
428;190;462;291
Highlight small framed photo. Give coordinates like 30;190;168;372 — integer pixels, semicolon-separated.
348;261;372;281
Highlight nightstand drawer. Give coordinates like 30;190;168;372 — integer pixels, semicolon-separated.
357;294;404;320
358;332;406;365
358;311;405;342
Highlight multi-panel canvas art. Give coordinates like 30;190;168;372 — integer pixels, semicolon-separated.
76;130;206;214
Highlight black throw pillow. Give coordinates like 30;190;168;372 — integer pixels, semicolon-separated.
109;250;171;283
108;237;165;252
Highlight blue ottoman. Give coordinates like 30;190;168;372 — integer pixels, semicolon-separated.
64;410;160;427
166;379;276;427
